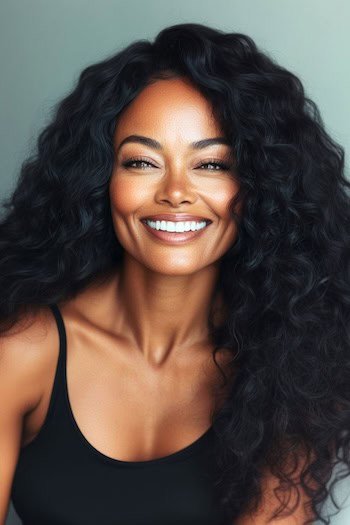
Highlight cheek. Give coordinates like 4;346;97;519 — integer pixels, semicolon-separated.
109;176;146;216
209;180;240;218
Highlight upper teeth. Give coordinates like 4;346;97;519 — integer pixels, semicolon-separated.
145;220;208;232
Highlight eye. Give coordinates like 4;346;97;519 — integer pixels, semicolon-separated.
196;160;231;171
121;157;157;169
121;157;232;171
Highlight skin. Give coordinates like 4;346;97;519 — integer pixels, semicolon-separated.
108;76;240;367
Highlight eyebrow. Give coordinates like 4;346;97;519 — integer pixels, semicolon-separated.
116;134;231;152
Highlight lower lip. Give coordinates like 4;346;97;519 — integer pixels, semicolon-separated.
141;221;211;244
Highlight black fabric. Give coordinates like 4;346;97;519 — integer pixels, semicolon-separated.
11;304;224;524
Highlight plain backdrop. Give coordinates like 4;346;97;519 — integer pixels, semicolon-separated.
0;1;349;524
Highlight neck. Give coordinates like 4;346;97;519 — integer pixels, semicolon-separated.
111;254;223;367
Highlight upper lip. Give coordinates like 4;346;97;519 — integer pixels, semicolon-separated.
141;214;212;223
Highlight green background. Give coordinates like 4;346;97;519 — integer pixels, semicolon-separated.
1;1;349;523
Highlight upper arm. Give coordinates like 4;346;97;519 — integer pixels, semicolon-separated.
0;309;52;525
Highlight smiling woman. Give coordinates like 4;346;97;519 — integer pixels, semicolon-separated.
109;76;240;277
0;22;350;525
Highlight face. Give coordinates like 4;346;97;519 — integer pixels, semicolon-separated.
109;77;240;276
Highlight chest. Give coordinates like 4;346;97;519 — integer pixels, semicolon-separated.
22;325;230;462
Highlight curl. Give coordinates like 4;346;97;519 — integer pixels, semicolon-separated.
1;22;349;524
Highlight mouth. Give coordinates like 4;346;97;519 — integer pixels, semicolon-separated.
140;217;212;244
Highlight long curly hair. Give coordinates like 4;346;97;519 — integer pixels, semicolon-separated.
1;22;349;525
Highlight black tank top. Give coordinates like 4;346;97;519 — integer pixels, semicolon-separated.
11;304;225;525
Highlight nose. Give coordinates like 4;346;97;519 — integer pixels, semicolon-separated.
154;165;197;207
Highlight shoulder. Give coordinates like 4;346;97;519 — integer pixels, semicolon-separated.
0;305;60;522
0;305;60;415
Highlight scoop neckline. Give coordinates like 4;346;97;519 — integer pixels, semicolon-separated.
58;307;214;468
66;389;214;469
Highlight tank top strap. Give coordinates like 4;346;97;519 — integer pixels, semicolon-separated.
46;303;68;416
50;303;67;361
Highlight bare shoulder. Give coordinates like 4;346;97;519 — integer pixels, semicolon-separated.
0;305;60;415
0;305;60;524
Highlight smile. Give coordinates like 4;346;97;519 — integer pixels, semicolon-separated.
140;219;211;244
144;219;209;232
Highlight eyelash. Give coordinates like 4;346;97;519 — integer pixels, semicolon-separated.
121;157;231;171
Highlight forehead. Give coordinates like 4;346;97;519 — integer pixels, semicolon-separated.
114;77;224;145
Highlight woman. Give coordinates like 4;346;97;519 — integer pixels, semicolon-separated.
0;22;349;525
